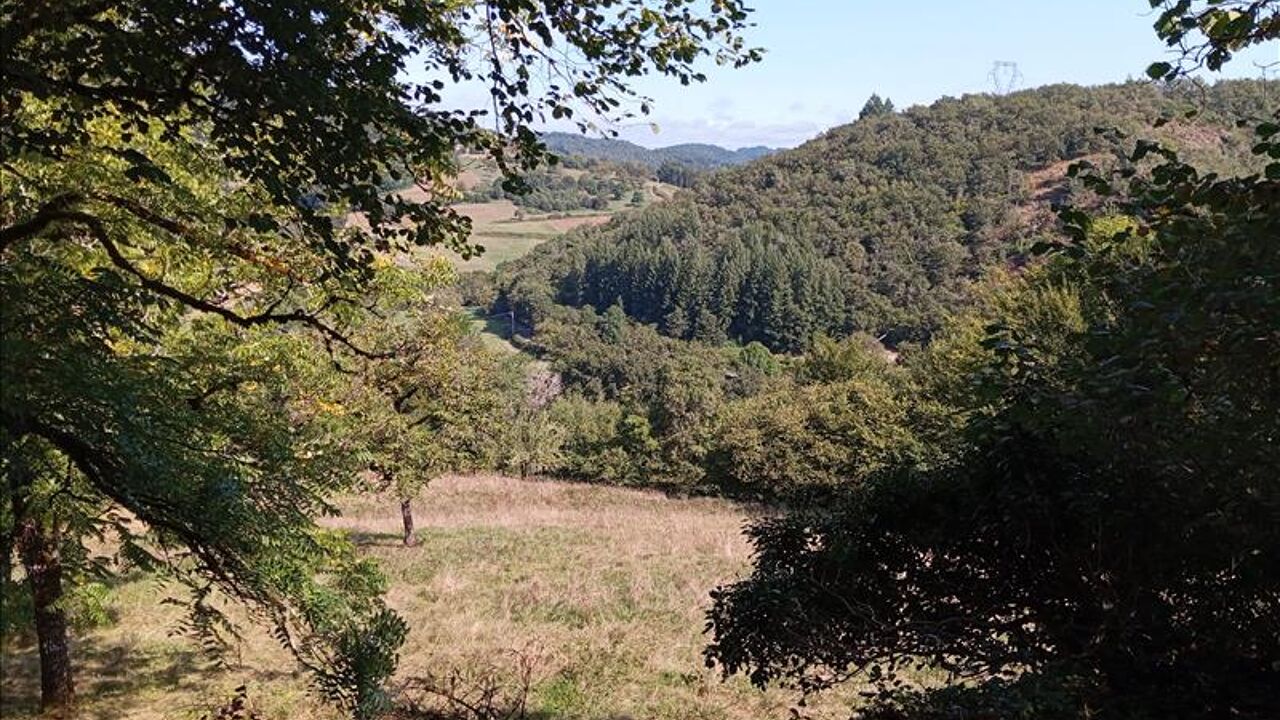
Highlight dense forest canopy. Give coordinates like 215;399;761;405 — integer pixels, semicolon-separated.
706;124;1280;718
498;80;1275;350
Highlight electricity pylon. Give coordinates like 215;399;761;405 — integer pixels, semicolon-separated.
989;61;1023;95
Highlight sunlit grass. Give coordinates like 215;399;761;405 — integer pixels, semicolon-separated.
1;475;877;720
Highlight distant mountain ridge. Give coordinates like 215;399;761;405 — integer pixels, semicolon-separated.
540;131;776;169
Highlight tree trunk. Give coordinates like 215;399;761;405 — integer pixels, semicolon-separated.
400;498;417;547
1;524;14;645
2;450;24;644
16;515;75;713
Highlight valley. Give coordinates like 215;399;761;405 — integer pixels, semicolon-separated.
3;4;1277;720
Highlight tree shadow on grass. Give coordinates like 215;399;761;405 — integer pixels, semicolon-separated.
2;638;643;720
388;664;641;720
0;635;296;720
389;708;636;720
346;530;410;547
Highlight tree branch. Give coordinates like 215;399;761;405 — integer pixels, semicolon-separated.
50;208;390;360
0;193;85;253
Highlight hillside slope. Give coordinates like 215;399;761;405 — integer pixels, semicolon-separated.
504;81;1274;350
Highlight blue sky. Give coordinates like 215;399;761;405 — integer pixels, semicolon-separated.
526;0;1278;149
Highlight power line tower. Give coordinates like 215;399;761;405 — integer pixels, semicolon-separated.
989;61;1023;95
1258;60;1278;105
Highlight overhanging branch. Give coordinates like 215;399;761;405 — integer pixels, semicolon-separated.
25;206;391;360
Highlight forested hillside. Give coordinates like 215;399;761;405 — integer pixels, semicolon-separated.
541;131;775;169
502;81;1274;350
5;0;1278;718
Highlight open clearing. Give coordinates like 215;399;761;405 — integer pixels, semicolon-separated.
370;185;617;273
375;173;677;273
448;201;613;272
423;181;676;274
347;191;613;274
0;476;864;720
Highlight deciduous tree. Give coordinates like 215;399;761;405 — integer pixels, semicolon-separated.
1;0;759;713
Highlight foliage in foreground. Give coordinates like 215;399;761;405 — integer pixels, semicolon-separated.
705;114;1280;717
2;0;759;714
0;114;411;715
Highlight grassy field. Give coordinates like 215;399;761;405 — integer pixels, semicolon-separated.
447;200;613;272
464;307;528;356
0;475;866;720
385;159;677;273
347;154;677;274
345;197;607;274
430;182;675;273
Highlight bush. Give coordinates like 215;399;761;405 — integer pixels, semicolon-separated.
707;374;920;501
546;396;629;483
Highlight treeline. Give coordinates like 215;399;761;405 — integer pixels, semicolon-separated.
479;300;925;499
540;131;775;169
703;110;1280;717
462;164;646;212
655;160;700;188
490;103;1280;713
485;65;1280;718
498;80;1275;349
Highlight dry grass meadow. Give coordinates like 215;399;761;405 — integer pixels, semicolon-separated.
0;475;866;720
427;182;676;273
445;201;613;272
394;156;677;273
345;153;678;275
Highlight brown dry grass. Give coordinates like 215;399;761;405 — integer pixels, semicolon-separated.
349;167;677;274
0;475;865;720
347;196;613;273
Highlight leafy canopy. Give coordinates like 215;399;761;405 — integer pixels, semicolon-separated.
2;0;761;264
2;0;759;713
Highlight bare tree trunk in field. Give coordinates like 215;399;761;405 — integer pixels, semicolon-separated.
16;515;75;713
400;498;417;547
